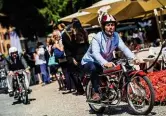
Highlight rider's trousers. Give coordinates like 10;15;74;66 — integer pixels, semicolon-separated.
7;72;31;92
83;62;103;93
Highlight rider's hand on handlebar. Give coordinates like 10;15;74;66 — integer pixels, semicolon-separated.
8;71;14;76
133;59;140;65
104;62;114;68
25;69;30;74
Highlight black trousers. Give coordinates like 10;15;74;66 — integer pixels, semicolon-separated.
67;63;84;92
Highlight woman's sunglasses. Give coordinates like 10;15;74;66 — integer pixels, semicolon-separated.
53;35;60;39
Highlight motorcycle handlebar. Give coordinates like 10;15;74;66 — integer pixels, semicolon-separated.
113;58;134;65
13;69;25;75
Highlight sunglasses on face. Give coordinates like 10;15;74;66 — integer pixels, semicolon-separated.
105;23;115;27
11;52;17;55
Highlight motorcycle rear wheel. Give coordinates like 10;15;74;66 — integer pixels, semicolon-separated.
127;76;155;115
86;81;105;113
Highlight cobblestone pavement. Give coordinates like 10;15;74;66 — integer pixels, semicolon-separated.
0;82;166;116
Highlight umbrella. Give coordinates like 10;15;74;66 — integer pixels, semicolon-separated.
113;0;166;21
59;11;97;25
85;0;123;12
59;0;123;25
135;9;166;19
83;0;166;21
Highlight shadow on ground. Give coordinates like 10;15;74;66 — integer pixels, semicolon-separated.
62;90;76;95
88;104;157;116
12;98;36;105
0;89;8;94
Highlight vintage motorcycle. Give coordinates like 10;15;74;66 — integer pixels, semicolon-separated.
85;59;155;115
0;68;8;93
12;70;29;104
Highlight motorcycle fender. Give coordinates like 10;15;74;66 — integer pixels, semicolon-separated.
129;70;147;77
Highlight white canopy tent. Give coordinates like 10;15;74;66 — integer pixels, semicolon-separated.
59;0;123;25
59;11;96;25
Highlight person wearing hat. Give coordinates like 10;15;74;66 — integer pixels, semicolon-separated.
6;47;32;97
81;12;138;102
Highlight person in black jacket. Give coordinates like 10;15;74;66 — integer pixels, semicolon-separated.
6;47;32;96
22;49;36;85
62;18;89;95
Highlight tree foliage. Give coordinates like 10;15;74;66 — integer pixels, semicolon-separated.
38;0;101;23
38;0;69;23
0;0;100;36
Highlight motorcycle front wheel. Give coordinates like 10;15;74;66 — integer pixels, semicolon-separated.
85;81;105;113
127;75;155;115
21;80;29;105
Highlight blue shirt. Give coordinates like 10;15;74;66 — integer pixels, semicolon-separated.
81;31;135;66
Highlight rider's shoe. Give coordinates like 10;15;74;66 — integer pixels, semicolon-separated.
87;93;101;102
27;88;32;94
9;91;14;97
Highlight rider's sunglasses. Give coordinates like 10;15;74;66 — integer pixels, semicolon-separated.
11;52;17;55
105;23;115;27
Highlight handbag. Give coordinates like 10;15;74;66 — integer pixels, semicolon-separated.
58;57;67;63
48;53;58;66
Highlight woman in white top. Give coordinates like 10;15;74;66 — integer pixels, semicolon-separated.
33;49;42;84
36;42;51;85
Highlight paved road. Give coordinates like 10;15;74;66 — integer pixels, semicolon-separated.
0;82;166;116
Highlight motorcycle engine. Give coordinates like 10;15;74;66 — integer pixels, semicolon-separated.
106;74;119;101
99;74;120;102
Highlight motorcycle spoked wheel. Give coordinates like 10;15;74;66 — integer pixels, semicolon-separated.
21;81;29;105
86;81;105;113
127;76;155;115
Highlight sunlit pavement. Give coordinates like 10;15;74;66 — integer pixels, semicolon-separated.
0;81;166;116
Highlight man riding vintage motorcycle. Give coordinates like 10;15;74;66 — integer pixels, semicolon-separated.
81;11;155;115
6;47;32;97
81;13;138;102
